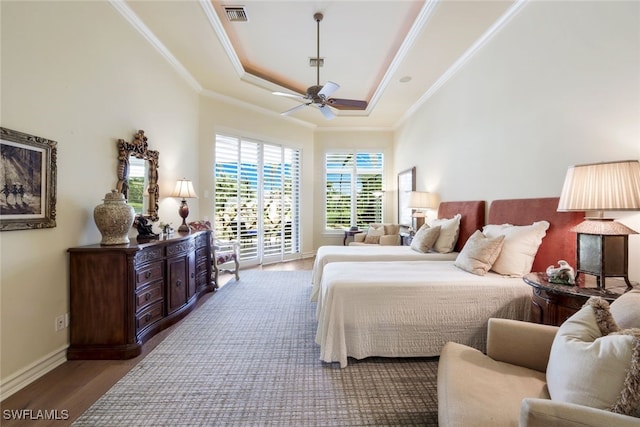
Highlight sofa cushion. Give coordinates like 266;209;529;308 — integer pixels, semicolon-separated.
431;214;461;253
483;221;549;277
454;230;505;276
438;341;549;427
364;225;385;244
410;225;440;253
546;297;640;417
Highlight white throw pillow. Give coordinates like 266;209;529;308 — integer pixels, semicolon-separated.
364;225;384;244
454;230;505;276
410;225;441;253
430;214;461;253
483;220;549;276
546;297;640;417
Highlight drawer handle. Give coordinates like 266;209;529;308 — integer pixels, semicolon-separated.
145;271;152;279
145;292;151;301
145;313;151;322
176;280;182;287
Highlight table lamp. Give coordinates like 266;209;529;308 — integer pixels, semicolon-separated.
171;178;198;232
408;191;437;230
557;160;640;289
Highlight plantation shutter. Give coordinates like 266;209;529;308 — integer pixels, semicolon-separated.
214;134;300;263
325;151;383;230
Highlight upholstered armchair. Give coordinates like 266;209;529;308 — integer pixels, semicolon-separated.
437;290;640;427
188;221;240;288
349;223;401;246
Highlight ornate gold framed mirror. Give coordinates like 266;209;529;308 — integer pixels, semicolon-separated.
116;130;159;222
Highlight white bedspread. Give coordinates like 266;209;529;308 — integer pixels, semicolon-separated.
315;261;531;368
310;245;457;302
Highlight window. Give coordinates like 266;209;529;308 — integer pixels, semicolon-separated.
214;134;301;264
325;151;383;230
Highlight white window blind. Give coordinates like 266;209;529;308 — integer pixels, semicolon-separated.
215;134;301;263
325;151;383;230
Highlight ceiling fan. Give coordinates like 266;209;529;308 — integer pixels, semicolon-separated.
273;12;368;120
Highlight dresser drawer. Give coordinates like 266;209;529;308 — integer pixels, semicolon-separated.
135;281;163;310
136;301;164;332
195;233;210;249
135;261;163;289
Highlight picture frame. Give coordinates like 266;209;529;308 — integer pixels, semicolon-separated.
397;166;416;228
1;127;57;231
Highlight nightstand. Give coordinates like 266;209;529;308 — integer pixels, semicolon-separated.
522;272;635;326
400;231;413;246
343;229;361;246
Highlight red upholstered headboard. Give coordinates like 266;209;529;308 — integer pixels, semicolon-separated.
487;197;584;273
437;200;486;252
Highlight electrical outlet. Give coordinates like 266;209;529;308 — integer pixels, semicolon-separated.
55;315;65;332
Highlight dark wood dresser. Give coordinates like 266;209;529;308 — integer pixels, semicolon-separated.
67;231;214;359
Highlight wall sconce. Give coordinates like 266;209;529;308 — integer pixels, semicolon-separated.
557;160;640;289
408;191;437;230
171;178;198;232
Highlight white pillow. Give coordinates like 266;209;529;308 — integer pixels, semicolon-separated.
546;297;640;417
483;220;549;276
454;230;505;276
364;225;384;244
410;225;441;253
430;214;461;253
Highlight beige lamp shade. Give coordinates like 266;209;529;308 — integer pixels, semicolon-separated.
407;191;437;210
557;160;640;211
171;179;198;199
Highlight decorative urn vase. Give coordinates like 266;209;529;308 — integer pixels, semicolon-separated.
93;190;135;245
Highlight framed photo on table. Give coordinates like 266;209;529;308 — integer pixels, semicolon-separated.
1;127;57;231
397;166;416;228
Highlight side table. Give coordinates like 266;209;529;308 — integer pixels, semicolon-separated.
343;229;361;246
522;272;635;326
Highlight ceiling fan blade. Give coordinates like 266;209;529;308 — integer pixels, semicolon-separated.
318;81;340;99
326;98;368;110
317;105;336;120
281;102;310;116
273;91;307;101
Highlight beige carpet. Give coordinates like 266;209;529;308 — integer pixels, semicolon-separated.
73;270;439;426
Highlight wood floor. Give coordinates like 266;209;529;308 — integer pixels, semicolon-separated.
0;258;314;427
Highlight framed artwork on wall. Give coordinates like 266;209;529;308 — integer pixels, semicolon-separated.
397;166;416;228
0;127;57;231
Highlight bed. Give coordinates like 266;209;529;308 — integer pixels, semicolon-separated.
314;197;584;368
310;200;486;302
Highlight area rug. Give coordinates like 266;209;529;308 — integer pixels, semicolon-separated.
73;270;439;426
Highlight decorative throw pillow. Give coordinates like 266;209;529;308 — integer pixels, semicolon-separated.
610;290;640;330
546;297;640;417
410;225;441;253
430;214;462;253
483;220;550;277
454;230;505;276
364;225;385;244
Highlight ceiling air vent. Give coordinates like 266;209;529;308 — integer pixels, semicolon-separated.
309;57;324;67
224;6;248;22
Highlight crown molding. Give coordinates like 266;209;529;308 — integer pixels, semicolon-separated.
109;0;202;92
395;0;529;129
367;0;439;115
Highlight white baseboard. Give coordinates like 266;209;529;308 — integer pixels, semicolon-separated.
0;345;67;400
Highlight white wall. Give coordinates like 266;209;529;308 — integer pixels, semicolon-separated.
313;130;394;247
395;0;640;281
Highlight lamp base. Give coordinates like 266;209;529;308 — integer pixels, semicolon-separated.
576;232;631;289
177;199;190;233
